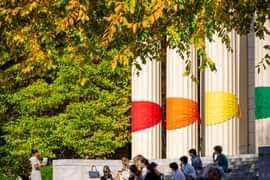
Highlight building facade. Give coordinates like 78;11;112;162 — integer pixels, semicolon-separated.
131;31;270;159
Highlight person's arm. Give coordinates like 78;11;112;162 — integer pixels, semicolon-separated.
180;164;184;172
33;163;40;170
184;165;195;176
181;166;189;177
114;171;121;180
40;162;46;167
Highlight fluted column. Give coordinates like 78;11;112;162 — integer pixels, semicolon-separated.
131;58;162;159
166;48;199;158
255;22;270;147
204;32;241;155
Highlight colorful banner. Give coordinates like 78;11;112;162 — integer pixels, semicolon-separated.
131;58;162;159
132;101;162;132
166;47;198;158
256;87;270;120
167;98;199;130
205;91;240;126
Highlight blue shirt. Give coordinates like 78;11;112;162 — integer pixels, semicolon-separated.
191;156;202;170
182;164;196;179
215;153;228;172
171;170;185;180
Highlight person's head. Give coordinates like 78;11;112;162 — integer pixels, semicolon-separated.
133;154;144;162
133;154;145;170
32;149;40;158
121;157;129;168
150;162;158;168
169;162;178;171
213;145;223;154
208;167;221;180
103;165;111;176
179;156;188;165
32;149;38;155
188;149;197;157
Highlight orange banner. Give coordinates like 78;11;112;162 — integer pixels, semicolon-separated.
167;98;199;130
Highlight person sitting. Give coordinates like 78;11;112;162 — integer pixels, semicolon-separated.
115;157;130;180
179;156;196;180
150;162;164;180
201;145;229;179
101;165;113;180
133;155;147;177
212;145;229;173
169;162;186;180
188;149;203;171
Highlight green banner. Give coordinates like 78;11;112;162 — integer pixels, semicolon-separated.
256;87;270;120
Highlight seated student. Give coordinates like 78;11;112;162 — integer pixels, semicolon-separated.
133;155;147;177
115;157;130;180
169;162;186;180
201;145;229;179
179;156;196;180
212;145;229;173
188;149;202;171
101;165;113;180
150;162;164;179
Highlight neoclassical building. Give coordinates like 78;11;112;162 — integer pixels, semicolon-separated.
131;30;270;159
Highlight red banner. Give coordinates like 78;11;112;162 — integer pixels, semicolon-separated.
132;101;162;132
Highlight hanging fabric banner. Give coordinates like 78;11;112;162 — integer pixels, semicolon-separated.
167;97;199;130
205;91;240;126
132;101;162;132
256;87;270;120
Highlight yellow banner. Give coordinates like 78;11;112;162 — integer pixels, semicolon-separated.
205;91;240;126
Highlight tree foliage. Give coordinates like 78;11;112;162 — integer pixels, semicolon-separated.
0;0;270;176
0;53;130;176
0;0;131;176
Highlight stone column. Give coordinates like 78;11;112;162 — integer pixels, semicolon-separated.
166;48;199;158
204;32;242;155
131;58;162;159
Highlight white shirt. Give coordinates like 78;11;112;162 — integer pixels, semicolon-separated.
120;169;129;180
30;156;42;180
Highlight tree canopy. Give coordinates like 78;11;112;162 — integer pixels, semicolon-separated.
0;0;270;177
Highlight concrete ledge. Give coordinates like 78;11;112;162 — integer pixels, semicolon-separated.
53;154;258;180
53;160;122;180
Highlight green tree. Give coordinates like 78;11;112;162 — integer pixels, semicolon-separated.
0;1;130;176
0;55;130;176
